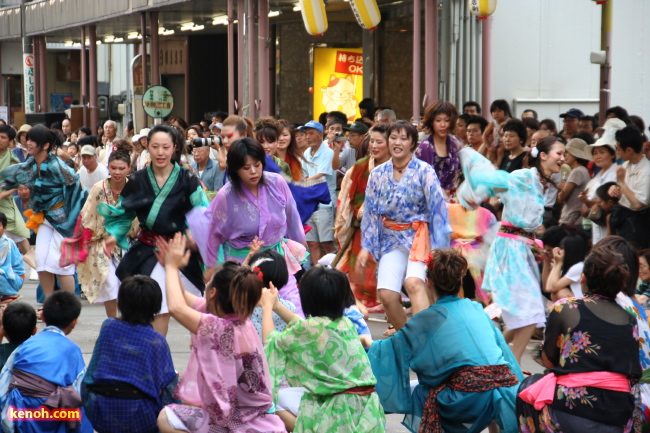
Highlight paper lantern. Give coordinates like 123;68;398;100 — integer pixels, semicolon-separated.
592;0;607;4
349;0;381;30
300;0;328;36
468;0;497;20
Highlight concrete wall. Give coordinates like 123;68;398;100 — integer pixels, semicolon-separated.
490;0;650;125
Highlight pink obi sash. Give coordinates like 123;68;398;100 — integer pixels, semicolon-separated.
518;371;630;410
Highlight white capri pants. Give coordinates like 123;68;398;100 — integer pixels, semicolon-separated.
35;220;75;275
150;262;202;314
93;258;120;304
376;245;426;293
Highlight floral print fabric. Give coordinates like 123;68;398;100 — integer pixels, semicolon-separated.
265;316;385;433
517;295;641;431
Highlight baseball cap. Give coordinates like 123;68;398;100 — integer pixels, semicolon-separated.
559;108;585;119
343;121;369;135
299;120;324;134
80;145;96;156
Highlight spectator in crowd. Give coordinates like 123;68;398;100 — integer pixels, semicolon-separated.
190;141;223;192
99;120;119;165
358;97;376;126
302;120;336;264
522;109;538;119
606;105;630;124
375;108;396;124
497;119;527;173
559;108;584;141
579;115;598;136
522;117;541;148
463;101;481;116
558;138;592;226
544;229;589;300
466;115;489;152
539;118;558;136
61;119;72;141
455;113;471;145
636;248;650;308
276;119;306;181
78;144;109;191
580;118;626;245
333;121;368;173
609;125;650;248
13;124;31;163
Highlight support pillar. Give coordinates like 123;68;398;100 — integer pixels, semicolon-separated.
38;36;48;112
33;36;39;111
80;26;89;126
481;16;492;121
227;0;236;114
237;0;244;115
258;0;269;117
184;37;190;124
424;0;438;107
247;0;255;120
150;11;160;86
599;1;612;117
88;25;99;130
141;13;148;126
412;0;421;122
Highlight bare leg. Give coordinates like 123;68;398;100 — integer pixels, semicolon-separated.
380;289;407;331
58;275;76;293
38;271;56;298
16;239;30;255
307;241;322;265
277;410;297;432
153;313;171;337
104;299;117;318
488;421;500;433
321;241;335;255
157;409;187;433
510;323;536;364
503;329;515;343
404;277;430;316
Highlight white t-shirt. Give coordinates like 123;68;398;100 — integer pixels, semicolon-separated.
619;157;650;209
564;262;584;298
78;163;109;190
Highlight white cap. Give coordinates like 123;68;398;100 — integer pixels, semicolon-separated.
586;117;626;157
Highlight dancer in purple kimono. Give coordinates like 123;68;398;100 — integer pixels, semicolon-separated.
196;138;307;314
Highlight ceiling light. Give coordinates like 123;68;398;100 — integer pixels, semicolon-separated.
268;11;280;17
162;29;175;35
96;40;101;45
104;35;115;42
293;4;301;11
191;25;204;31
180;22;194;31
113;37;124;43
127;32;139;39
64;41;73;47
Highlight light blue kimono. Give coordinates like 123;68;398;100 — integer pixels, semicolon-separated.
457;147;547;329
368;296;523;433
0;326;93;433
0;235;24;296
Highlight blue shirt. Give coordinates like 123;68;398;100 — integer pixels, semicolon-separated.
190;158;224;191
303;143;336;207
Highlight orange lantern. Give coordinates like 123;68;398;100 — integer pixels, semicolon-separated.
468;0;497;20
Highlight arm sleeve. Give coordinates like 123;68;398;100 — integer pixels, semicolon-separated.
457;147;511;208
205;189;229;267
423;167;451;249
360;170;382;261
367;330;413;413
264;326;289;402
97;196;138;251
279;176;306;245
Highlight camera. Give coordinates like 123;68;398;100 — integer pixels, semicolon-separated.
211;135;223;147
192;137;212;148
333;131;346;142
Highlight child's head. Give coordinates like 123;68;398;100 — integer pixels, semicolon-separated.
0;211;7;237
118;276;162;326
249;250;289;289
426;249;468;297
230;266;265;320
42;291;81;333
2;302;37;344
559;229;589;276
299;266;355;320
596;181;619;212
206;261;241;316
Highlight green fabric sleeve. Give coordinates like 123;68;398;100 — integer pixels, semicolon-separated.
190;185;210;208
97;197;138;250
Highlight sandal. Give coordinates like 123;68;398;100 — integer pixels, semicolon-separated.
383;325;397;337
0;295;22;305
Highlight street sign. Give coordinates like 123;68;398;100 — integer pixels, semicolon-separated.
142;85;174;118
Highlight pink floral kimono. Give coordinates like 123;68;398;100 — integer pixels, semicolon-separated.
165;298;286;433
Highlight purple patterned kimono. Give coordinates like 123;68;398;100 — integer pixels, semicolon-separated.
415;134;461;195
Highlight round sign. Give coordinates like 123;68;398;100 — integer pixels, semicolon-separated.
142;85;174;118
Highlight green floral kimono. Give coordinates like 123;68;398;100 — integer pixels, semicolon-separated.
265;316;385;433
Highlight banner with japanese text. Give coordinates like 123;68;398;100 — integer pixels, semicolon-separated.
312;47;363;122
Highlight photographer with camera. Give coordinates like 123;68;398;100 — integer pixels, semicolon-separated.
332;121;369;178
189;137;225;192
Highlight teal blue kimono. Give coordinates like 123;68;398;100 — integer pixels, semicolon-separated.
368;296;523;433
